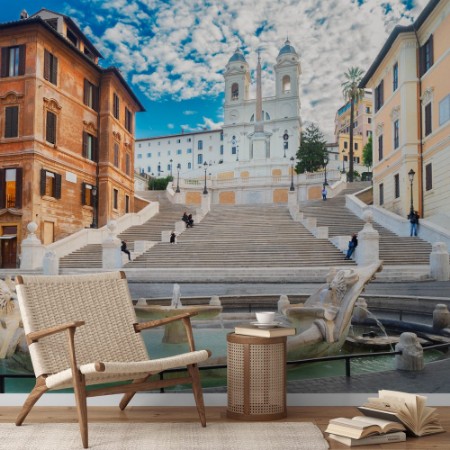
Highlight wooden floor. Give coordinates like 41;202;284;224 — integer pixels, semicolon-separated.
0;406;448;449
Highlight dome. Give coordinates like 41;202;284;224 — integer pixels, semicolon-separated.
228;48;247;63
278;39;297;57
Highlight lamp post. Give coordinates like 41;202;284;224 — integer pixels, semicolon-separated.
169;159;173;179
283;131;289;158
289;156;295;191
176;163;181;193
408;168;415;214
323;153;329;186
203;161;208;195
236;145;239;161
151;173;155;190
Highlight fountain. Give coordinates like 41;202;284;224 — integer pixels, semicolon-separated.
134;284;223;344
279;261;383;359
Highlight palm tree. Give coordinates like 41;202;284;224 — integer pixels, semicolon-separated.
341;67;365;182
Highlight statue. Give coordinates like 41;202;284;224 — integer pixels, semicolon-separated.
280;261;383;359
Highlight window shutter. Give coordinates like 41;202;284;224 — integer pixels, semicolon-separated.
0;47;8;77
0;169;5;208
54;173;62;199
40;169;47;196
46;111;56;144
51;54;58;84
93;85;99;112
93;136;98;162
429;34;434;66
380;80;384;106
81;182;86;205
82;131;88;158
5;106;19;138
44;49;50;81
15;168;22;208
83;79;89;105
18;45;26;76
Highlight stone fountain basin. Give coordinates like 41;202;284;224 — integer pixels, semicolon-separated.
135;305;223;344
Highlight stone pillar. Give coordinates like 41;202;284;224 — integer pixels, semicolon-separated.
20;222;45;269
201;193;211;214
209;295;221;306
355;210;379;265
352;298;368;323
430;242;450;281
433;304;450;330
395;332;424;371
102;220;122;269
42;250;59;275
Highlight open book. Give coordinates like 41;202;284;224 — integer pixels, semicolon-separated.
328;431;406;447
325;416;405;439
358;390;444;437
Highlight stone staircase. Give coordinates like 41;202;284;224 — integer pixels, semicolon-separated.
127;204;356;268
300;184;432;265
59;191;193;269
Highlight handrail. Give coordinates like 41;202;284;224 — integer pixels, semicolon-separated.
2;343;448;394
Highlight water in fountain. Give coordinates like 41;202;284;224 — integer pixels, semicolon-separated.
170;283;182;309
354;306;394;352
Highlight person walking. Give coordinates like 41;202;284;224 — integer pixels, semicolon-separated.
121;240;131;261
344;233;358;260
407;210;420;236
322;186;327;201
170;232;176;244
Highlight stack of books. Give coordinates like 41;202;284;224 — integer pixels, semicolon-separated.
234;323;296;338
326;390;444;447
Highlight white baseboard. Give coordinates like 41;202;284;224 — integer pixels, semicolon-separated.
1;393;449;407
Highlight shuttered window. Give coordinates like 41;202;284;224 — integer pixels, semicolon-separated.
378;135;383;161
82;131;97;161
113;93;119;119
46;111;57;144
40;169;62;199
0;168;22;209
125;107;132;132
425;163;432;191
394;174;400;198
114;142;119;167
375;80;384;112
5;106;19;138
425;103;432;136
420;35;433;76
83;79;99;111
44;50;58;85
125;154;130;175
81;183;93;206
0;45;26;77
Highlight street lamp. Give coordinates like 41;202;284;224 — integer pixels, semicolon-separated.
408;169;415;214
289;156;295;191
283;130;289;158
203;161;208;195
169;159;173;179
323;153;329;186
176;163;181;193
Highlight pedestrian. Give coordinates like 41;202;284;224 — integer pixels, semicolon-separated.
170;232;176;244
121;240;131;261
344;233;358;260
322;186;327;201
407;210;420;236
182;212;189;224
187;214;194;227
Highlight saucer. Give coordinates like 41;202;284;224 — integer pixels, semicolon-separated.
250;321;282;328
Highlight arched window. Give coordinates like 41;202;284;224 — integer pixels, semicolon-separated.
282;75;291;94
231;83;239;100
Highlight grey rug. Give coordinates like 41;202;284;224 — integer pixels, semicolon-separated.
0;422;329;449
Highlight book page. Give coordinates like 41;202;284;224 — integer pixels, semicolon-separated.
351;415;405;432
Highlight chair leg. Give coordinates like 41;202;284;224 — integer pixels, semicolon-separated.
15;376;48;426
187;364;207;427
73;372;89;449
119;375;151;411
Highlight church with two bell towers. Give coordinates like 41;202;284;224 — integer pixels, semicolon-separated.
222;40;302;164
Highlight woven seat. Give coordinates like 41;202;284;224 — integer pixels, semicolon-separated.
15;272;211;448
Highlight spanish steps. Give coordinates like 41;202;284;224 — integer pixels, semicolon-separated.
299;183;432;265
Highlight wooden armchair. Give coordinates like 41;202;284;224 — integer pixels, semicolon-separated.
15;272;211;448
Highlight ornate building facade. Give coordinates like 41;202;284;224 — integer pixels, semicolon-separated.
0;9;144;267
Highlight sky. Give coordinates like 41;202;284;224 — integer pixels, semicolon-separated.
2;0;430;140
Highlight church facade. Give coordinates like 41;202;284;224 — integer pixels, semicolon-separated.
135;40;302;178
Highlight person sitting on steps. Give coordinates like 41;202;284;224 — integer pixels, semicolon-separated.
121;240;131;261
344;233;358;260
187;214;194;228
182;212;189;224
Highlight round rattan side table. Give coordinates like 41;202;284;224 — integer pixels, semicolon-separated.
226;332;287;420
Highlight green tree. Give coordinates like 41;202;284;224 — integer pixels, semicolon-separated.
296;123;327;174
148;175;172;190
341;66;365;182
362;134;373;172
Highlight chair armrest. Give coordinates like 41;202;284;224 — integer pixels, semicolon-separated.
133;312;198;332
26;321;85;345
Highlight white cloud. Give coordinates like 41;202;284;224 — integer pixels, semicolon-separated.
167;123;174;129
183;110;197;116
75;0;425;139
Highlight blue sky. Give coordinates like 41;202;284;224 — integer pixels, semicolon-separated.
3;0;426;140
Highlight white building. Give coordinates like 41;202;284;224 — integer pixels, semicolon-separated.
135;40;302;179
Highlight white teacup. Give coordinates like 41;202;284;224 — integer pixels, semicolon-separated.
255;312;276;324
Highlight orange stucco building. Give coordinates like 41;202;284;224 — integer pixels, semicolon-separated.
360;0;449;221
0;9;144;267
